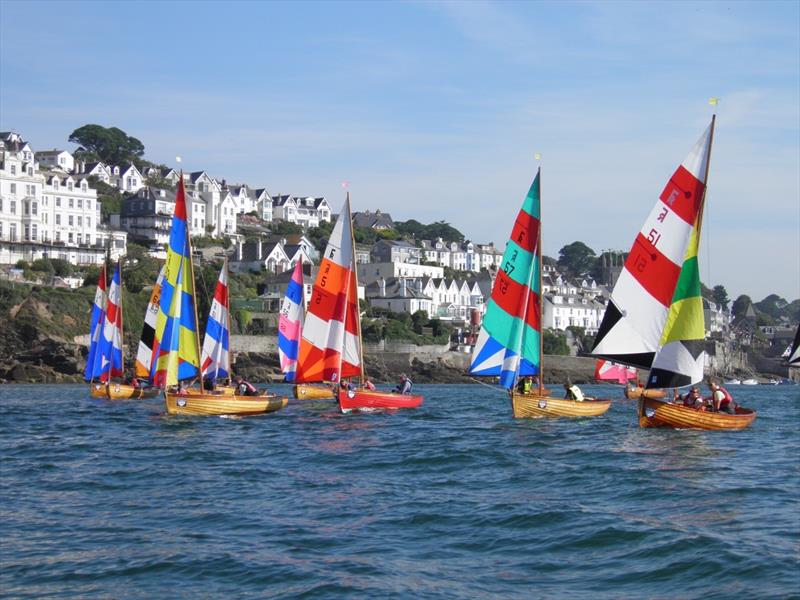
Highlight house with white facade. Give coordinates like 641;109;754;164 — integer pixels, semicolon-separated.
114;164;145;193
357;261;444;286
271;195;331;228
36;149;74;172
0;132;127;266
353;209;394;230
371;239;421;264
366;277;434;317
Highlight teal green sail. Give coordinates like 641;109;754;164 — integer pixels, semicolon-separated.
468;171;542;389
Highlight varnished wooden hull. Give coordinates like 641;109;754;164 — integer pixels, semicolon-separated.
511;392;611;419
624;386;667;400
164;391;288;416
338;388;423;412
186;385;237;397
89;383;161;400
638;397;756;430
294;383;335;400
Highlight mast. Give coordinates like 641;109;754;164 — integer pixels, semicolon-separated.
695;114;716;236
537;166;544;396
224;256;233;386
183;172;204;389
347;193;366;384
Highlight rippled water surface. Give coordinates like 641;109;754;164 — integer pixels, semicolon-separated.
1;383;798;598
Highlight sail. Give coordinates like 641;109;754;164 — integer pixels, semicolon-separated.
786;324;800;367
469;172;541;389
294;194;361;383
153;177;200;387
646;217;707;388
84;263;107;381
134;264;165;380
95;263;124;382
200;261;231;382
278;260;305;382
594;359;637;384
591;120;714;370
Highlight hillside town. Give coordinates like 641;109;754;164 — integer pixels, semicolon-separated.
1;130;797;379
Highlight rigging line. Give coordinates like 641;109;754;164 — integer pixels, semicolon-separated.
469;377;510;397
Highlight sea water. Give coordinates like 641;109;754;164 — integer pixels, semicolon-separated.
1;383;798;599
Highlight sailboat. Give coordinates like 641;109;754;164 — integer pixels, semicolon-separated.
594;359;637;385
280;261;333;400
294;193;423;412
158;177;287;416
469;170;611;418
784;324;800;368
591;115;755;430
88;263;159;399
85;262;107;392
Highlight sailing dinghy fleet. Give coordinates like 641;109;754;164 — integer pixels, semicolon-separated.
84;115;776;428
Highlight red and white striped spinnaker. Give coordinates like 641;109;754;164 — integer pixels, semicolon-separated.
294;194;361;384
591;121;713;371
200;260;231;382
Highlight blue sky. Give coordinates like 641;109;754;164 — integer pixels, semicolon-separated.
1;0;798;303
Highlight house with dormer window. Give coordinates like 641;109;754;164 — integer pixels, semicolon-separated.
36;149;74;172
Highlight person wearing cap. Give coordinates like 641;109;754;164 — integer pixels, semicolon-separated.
235;375;259;396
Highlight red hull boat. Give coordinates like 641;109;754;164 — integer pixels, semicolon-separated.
338;388;423;412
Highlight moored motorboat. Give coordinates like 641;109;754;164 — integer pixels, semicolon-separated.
338;388;423;412
741;378;758;385
638;397;756;430
294;383;335;400
165;390;288;416
511;392;611;419
724;378;741;385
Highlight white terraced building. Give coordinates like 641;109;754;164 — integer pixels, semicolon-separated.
0;132;127;266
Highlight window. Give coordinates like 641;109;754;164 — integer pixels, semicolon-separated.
26;184;35;196
87;200;92;210
68;216;73;226
86;235;91;245
9;183;16;194
86;217;91;228
53;180;59;189
56;197;61;207
31;225;37;241
24;225;30;241
32;202;38;216
77;216;82;227
81;183;87;191
24;202;29;216
10;165;16;175
68;233;73;243
10;224;17;241
78;199;83;209
67;182;73;191
10;200;16;214
69;198;74;208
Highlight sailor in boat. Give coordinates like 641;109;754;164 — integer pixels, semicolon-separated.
363;379;376;391
516;376;536;395
563;381;585;402
394;374;413;395
235;375;260;397
203;376;217;392
676;386;705;410
340;379;354;392
708;380;736;414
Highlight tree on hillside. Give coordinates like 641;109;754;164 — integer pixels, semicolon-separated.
269;221;303;236
755;294;788;320
394;219;465;244
731;295;753;318
307;220;335;253
69;124;145;166
557;241;596;278
712;285;730;310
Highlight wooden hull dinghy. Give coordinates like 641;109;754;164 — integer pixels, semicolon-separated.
165;390;288;416
338;388;423;412
294;383;335;400
511;391;611;419
90;382;160;400
186;385;237;397
624;385;667;400
638;397;756;430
